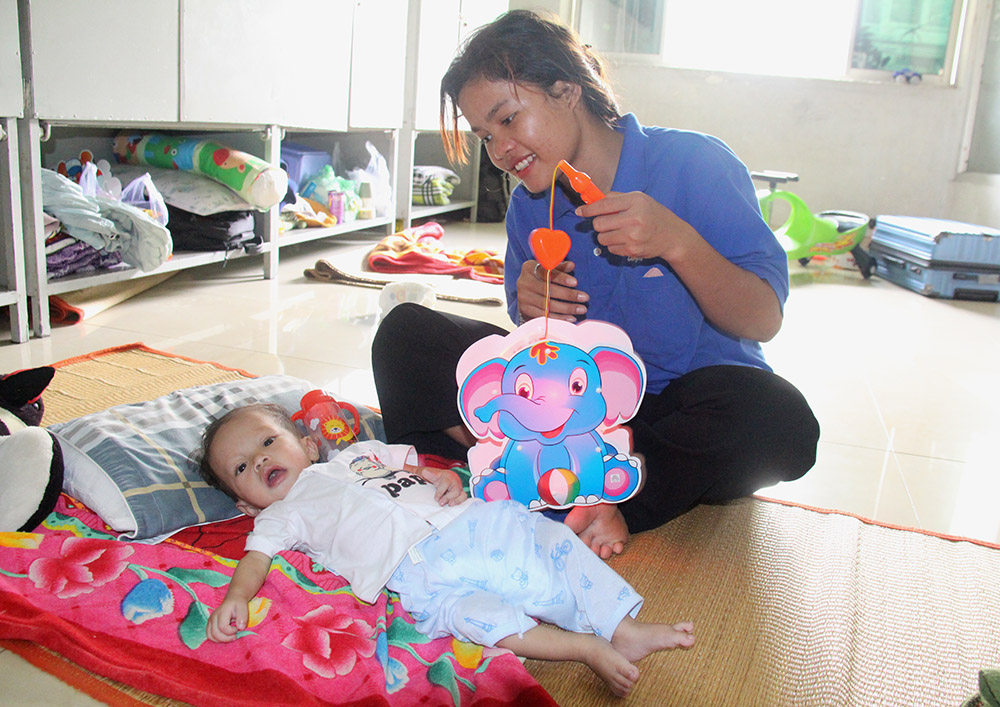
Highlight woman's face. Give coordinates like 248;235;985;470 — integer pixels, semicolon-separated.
459;77;580;194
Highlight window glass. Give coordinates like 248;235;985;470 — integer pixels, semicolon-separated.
852;0;957;75
577;0;664;55
576;0;964;81
659;1;855;79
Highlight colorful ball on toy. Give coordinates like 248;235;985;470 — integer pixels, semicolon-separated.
537;467;581;507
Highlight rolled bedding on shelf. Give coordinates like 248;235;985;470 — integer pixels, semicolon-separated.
113;133;288;211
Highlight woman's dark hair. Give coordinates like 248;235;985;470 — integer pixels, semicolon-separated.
440;9;621;164
195;402;297;501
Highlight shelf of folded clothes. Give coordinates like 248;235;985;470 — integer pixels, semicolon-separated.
41;163;270;294
44;247;271;296
410;164;475;222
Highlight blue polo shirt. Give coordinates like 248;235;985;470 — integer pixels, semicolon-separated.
504;113;789;395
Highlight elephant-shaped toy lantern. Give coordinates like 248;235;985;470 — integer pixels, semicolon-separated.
456;317;646;511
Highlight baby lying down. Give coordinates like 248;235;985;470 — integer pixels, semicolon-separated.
197;403;694;698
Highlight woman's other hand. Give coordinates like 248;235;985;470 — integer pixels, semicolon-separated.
516;259;589;323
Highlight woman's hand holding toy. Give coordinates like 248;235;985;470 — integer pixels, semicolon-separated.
577;191;700;263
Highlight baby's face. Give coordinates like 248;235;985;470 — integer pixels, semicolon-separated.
209;409;318;514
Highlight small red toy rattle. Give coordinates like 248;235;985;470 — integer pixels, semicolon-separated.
291;390;360;446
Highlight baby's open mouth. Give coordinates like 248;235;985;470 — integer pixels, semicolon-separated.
265;467;285;487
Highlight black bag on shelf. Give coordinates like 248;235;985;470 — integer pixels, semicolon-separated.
165;204;262;254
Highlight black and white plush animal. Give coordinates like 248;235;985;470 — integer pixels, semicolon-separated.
0;366;64;532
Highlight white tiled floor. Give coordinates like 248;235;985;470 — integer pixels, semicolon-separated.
2;219;999;704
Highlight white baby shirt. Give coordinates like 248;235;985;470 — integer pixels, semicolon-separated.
245;439;473;603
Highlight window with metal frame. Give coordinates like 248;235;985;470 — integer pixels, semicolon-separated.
574;0;968;83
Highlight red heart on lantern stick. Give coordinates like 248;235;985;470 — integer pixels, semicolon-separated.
529;228;571;271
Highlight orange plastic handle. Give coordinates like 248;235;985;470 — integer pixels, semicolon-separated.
557;160;604;204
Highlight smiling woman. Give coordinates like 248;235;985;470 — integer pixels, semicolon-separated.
375;9;819;562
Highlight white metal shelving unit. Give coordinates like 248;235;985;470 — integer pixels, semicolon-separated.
0;118;29;343
18;122;399;337
15;0;406;338
1;0;28;343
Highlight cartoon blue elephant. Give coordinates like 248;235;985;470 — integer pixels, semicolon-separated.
458;334;645;511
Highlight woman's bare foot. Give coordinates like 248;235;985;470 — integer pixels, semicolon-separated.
581;637;641;698
565;503;629;559
611;616;695;663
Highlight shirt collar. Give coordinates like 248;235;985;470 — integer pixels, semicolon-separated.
537;112;649;219
611;113;649;195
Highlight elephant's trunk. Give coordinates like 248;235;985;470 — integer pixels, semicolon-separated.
476;394;573;435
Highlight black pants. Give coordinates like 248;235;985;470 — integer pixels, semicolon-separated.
372;303;820;533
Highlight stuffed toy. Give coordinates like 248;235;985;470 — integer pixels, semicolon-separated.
0;366;64;532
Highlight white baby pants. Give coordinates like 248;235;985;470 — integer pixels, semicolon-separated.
387;499;642;647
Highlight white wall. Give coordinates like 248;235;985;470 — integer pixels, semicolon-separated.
511;0;1000;227
612;64;973;219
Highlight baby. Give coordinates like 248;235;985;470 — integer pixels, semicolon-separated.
198;402;694;697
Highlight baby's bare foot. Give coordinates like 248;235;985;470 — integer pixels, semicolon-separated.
583;639;641;698
612;617;695;663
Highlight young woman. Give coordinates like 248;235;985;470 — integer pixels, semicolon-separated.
372;10;820;559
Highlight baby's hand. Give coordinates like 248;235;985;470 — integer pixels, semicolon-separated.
419;467;468;506
206;597;248;643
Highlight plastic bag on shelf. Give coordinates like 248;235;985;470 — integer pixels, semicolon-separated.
120;172;170;226
347;141;391;217
96;196;172;270
300;165;362;223
43;164;171;271
41;168;119;250
77;159;123;200
299;165;342;206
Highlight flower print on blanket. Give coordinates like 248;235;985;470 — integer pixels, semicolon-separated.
27;536;133;598
0;496;554;707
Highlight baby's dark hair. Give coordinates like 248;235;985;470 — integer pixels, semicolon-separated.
195;402;299;501
440;9;621;164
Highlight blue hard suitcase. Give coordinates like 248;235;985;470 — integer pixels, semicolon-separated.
870;216;1000;301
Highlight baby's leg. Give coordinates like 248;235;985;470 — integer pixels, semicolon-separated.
611;615;695;663
497;625;639;698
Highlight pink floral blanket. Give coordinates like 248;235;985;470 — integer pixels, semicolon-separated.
0;495;555;706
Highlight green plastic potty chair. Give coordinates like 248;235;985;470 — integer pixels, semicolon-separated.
758;190;872;275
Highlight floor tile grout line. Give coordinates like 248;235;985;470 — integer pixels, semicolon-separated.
866;376;922;529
